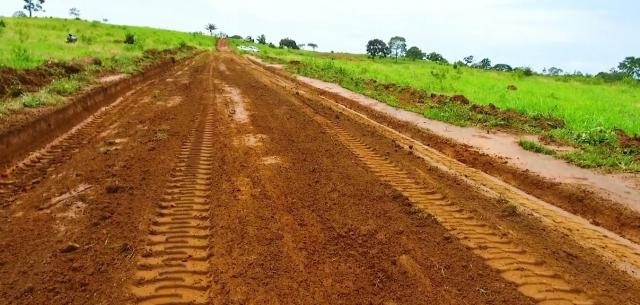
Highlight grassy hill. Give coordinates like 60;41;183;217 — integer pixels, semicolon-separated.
232;40;640;171
0;17;214;116
0;17;213;71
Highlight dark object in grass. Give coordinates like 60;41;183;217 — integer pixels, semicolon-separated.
124;33;135;45
0;19;6;28
66;33;78;44
507;85;518;91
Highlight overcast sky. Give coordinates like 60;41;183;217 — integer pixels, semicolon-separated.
2;0;638;73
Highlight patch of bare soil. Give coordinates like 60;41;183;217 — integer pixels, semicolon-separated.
616;128;640;150
279;70;640;244
0;54;208;304
236;53;640;304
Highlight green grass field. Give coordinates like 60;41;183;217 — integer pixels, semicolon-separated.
0;17;214;70
232;40;640;171
0;17;214;116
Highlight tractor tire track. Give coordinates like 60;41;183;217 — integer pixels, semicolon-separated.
244;58;640;280
293;97;594;305
129;56;217;305
0;58;200;206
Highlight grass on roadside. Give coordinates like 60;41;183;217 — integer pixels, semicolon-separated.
0;17;214;70
518;140;556;155
0;17;215;116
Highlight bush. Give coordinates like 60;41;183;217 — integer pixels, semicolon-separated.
0;20;6;28
124;33;135;44
279;38;299;49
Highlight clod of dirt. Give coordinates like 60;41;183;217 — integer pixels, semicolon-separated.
397;255;433;292
60;243;80;253
615;129;640;150
507;85;518;91
117;243;133;254
451;95;470;105
105;184;127;194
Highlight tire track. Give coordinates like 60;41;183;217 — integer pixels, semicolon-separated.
129;106;216;305
0;58;201;206
311;92;640;279
129;55;216;305
0;82;151;205
244;58;640;280
305;109;594;305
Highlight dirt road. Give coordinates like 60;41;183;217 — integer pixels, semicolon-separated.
1;48;640;305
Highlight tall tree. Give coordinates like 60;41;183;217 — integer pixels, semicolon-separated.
307;43;318;51
366;39;390;59
205;23;217;36
23;0;45;17
69;8;80;19
475;58;492;69
463;55;474;66
618;56;640;79
405;46;425;61
547;67;564;76
257;34;267;44
388;36;407;60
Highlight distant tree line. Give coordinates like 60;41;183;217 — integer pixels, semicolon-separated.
364;36;639;82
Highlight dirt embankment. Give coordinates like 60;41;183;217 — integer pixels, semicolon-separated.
0;46;195;99
0;62;85;98
362;79;565;131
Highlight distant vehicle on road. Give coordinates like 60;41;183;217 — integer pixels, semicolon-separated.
237;45;259;52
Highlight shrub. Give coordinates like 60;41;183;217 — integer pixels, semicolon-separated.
0;19;6;28
124;33;135;44
279;38;299;49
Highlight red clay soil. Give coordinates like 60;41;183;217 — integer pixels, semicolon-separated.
1;50;639;304
258;61;640;245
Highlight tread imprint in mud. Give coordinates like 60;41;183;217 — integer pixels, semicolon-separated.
0;81;154;205
300;102;593;305
299;81;640;280
129;108;215;305
253;60;640;281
